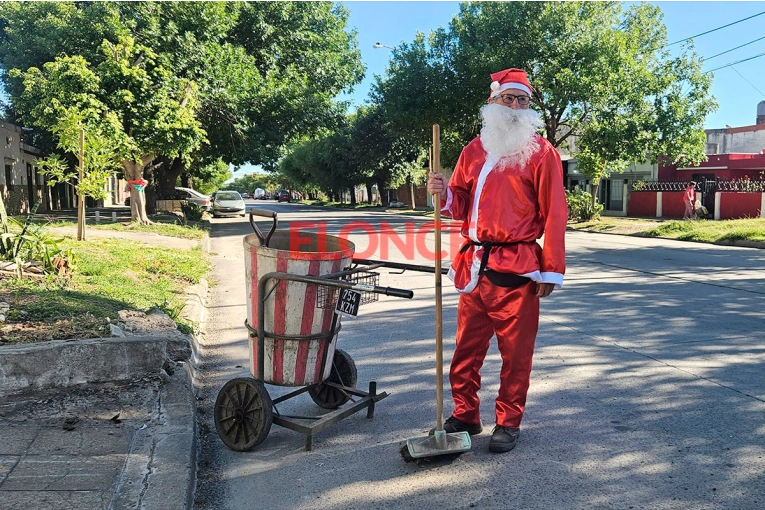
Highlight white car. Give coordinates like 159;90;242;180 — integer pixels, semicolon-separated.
211;190;246;217
175;187;212;211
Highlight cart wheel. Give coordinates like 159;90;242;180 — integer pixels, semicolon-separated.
308;349;358;409
214;377;273;451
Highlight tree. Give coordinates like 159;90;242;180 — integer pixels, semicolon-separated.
11;54;123;239
192;159;232;196
10;37;206;223
36;109;123;240
0;2;128;152
371;1;716;179
0;2;364;196
572;3;716;204
369;33;461;163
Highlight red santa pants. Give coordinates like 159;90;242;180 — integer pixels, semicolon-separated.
449;276;539;428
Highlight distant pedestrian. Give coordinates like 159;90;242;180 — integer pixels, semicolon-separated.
683;182;696;220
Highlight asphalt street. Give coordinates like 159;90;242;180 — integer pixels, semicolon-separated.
193;203;765;510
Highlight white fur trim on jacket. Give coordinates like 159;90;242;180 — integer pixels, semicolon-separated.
442;187;453;212
469;154;499;242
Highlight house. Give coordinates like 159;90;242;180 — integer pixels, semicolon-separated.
0;121;133;215
629;101;765;220
0;121;50;215
565;157;658;216
561;101;765;220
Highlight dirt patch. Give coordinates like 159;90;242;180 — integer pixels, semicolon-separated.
0;296;180;345
0;293;109;346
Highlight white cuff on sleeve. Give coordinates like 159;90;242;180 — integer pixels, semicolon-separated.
442;187;453;212
540;272;564;289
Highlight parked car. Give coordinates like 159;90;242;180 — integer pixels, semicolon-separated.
211;190;246;217
124;186;211;210
276;190;290;203
175;187;212;210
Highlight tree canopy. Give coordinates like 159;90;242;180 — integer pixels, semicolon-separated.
371;1;717;177
0;1;364;188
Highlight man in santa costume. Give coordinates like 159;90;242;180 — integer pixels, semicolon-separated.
427;68;567;453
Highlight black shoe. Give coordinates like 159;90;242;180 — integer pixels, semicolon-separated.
429;415;483;436
489;425;519;453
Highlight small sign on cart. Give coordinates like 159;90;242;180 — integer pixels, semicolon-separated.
335;288;361;317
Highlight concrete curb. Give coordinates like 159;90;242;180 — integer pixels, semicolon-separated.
0;334;192;394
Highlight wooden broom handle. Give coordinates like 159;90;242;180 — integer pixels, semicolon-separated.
433;124;444;431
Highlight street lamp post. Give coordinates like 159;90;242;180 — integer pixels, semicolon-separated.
373;42;395;50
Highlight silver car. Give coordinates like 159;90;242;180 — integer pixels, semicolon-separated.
211;190;246;218
175;187;212;211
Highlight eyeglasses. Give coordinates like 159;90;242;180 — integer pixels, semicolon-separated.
496;94;531;106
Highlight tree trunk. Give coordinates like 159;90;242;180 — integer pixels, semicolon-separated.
123;154;155;224
591;182;600;211
376;180;386;205
153;156;184;195
409;177;416;210
365;183;373;204
349;187;357;206
168;157;185;190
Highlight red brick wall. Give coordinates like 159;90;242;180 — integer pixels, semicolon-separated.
397;184;429;208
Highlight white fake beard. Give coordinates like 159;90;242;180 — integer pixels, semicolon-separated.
479;103;543;168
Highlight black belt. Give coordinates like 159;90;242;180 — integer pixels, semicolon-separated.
460;240;531;288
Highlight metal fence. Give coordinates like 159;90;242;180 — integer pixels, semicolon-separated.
631;179;765;193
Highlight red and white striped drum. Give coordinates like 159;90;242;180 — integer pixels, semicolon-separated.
244;231;355;386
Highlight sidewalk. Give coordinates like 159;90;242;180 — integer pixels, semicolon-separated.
0;363;196;510
0;221;205;510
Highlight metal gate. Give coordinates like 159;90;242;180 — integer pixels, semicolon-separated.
694;176;717;218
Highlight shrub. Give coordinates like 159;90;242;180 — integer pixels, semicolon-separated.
0;199;75;277
565;187;603;221
181;202;206;222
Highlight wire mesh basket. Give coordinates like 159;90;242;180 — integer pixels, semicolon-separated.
316;270;380;310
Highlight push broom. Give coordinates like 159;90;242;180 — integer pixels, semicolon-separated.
404;124;472;459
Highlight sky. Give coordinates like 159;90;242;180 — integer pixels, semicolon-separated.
232;1;765;179
341;0;765;126
1;0;765;181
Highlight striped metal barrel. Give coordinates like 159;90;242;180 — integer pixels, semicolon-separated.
244;231;355;386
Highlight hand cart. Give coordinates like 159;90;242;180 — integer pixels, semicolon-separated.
214;210;435;452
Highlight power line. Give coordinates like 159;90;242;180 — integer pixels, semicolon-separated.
702;35;765;61
731;67;765;98
704;51;765;73
667;10;765;46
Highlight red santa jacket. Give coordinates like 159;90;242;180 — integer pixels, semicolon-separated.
442;135;567;293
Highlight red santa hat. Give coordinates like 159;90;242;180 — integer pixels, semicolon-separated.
489;68;533;98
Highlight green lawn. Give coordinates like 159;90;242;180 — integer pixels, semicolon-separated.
0;220;211;344
568;217;765;245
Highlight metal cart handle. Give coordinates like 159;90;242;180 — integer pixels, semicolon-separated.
352;258;449;275
249;209;277;247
